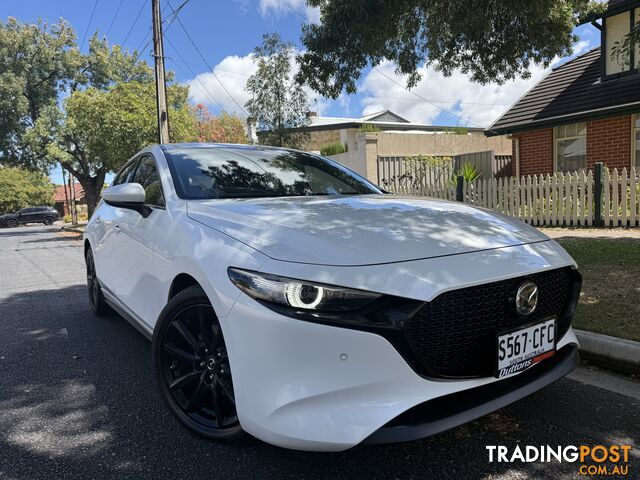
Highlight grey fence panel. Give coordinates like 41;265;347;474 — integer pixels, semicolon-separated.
454;151;494;178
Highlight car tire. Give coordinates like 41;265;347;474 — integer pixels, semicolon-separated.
152;285;244;441
85;249;112;316
7;219;18;228
43;216;54;226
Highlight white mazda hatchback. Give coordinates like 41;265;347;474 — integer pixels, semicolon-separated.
84;143;581;451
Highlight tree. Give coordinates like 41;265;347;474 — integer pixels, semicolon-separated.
296;0;607;98
0;167;54;214
0;18;77;168
245;33;309;148
27;81;196;217
195;105;248;144
0;18;189;216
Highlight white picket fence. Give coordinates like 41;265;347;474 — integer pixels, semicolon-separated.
388;167;640;227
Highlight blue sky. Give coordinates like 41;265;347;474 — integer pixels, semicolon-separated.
2;0;601;184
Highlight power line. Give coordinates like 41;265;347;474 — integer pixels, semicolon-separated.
80;0;100;49
362;93;511;107
165;0;192;23
122;0;148;46
131;2;175;63
167;0;248;115
163;34;227;112
373;69;487;129
105;0;125;37
282;0;309;21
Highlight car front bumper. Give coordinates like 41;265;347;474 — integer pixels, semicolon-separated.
221;241;580;452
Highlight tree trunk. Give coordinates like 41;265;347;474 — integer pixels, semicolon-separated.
75;172;105;219
83;181;100;219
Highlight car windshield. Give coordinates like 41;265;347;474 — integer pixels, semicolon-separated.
163;146;381;199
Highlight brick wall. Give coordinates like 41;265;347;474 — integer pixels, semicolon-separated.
513;128;554;176
513;114;633;175
586;115;632;169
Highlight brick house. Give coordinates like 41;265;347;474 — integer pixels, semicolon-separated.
53;183;86;217
486;0;640;176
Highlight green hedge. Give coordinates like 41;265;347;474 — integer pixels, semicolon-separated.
320;142;348;156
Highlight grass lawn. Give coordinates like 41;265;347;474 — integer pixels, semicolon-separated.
555;237;640;342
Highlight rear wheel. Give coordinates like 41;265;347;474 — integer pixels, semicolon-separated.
7;219;18;228
85;249;111;316
152;286;243;440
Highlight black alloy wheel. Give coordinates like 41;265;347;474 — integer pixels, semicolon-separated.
153;286;243;440
7;219;18;228
85;249;111;316
43;216;54;225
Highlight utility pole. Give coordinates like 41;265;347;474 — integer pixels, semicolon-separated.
152;0;170;143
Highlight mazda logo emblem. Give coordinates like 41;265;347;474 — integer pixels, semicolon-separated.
516;281;538;315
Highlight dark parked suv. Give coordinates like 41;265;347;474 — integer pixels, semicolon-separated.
0;206;59;227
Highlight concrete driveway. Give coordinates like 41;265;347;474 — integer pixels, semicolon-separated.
0;225;639;479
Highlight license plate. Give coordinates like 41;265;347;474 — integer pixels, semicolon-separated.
496;318;556;378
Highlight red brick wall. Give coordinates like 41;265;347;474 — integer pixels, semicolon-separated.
586;116;632;169
513;128;554;176
512;115;633;175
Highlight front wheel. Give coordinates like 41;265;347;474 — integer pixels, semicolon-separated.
43;216;54;225
6;219;18;228
152;286;243;441
85;249;111;316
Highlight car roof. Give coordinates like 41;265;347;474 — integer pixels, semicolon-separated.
159;143;300;154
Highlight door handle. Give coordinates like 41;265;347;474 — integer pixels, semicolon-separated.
95;216;102;223
114;223;120;232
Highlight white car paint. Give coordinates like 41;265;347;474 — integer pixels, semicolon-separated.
85;143;580;451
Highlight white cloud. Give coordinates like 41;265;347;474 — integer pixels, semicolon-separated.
257;0;320;23
359;39;595;128
186;54;257;116
185;49;330;117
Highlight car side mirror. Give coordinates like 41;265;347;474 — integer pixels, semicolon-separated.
102;183;152;218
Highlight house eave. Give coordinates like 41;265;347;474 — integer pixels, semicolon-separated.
291;122;485;133
485;101;640;136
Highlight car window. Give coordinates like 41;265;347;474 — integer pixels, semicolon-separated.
132;155;165;207
163;147;381;199
112;160;139;186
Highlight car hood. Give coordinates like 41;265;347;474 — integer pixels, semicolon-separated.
187;195;549;266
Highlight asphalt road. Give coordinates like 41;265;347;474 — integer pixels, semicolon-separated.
1;225;639;480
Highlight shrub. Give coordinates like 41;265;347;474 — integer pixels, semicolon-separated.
63;212;88;224
452;162;482;184
358;123;380;133
320;142;348;156
443;126;469;135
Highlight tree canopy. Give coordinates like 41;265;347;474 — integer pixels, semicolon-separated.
246;33;309;149
26;81;196;216
296;0;607;98
195;105;248;144
0;17;200;216
0;166;54;214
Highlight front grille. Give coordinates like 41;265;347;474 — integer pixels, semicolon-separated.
405;268;575;378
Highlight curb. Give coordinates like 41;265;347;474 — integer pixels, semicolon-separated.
60;227;84;234
575;329;640;376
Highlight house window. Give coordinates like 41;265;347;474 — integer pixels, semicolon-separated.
635;115;640;168
636;9;640;69
605;11;632;75
555;123;587;172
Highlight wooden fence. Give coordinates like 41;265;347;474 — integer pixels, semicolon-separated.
377;156;454;193
386;164;640;227
453;150;513;178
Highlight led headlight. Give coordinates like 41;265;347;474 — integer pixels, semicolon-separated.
228;268;381;311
